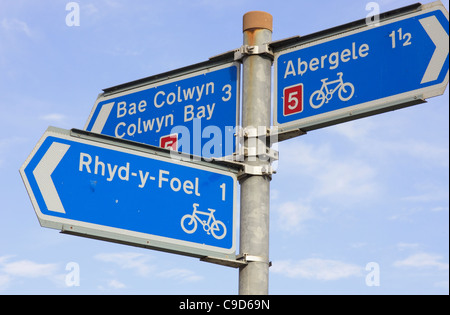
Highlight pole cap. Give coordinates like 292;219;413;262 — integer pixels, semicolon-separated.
243;11;273;32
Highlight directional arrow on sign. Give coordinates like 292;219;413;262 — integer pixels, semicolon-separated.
20;127;238;259
273;1;449;134
420;15;449;84
32;142;69;214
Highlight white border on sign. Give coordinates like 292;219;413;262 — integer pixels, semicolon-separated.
273;1;449;133
84;62;241;160
19;127;238;259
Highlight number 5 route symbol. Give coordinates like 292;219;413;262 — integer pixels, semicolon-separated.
283;83;304;116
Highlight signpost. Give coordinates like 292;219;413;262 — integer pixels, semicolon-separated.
20;127;237;259
20;1;449;295
85;62;240;159
274;1;449;133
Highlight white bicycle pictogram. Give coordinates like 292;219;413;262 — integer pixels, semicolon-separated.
181;203;227;240
309;72;355;109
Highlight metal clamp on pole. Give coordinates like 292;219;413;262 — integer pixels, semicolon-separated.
237;253;272;267
238;164;276;179
239;126;272;138
234;44;274;61
237;146;279;163
237;126;279;162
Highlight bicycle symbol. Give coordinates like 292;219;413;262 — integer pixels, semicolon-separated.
181;203;227;240
309;72;355;109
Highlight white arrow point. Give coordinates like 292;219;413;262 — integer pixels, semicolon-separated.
420;15;449;84
33;142;70;214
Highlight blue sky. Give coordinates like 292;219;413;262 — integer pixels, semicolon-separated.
1;0;448;295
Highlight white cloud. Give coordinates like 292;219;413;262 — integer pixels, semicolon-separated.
103;0;122;9
403;140;449;168
0;255;61;291
274;200;313;233
279;140;379;202
157;268;203;283
271;258;362;281
333;119;376;143
333;119;449;168
0;258;58;278
95;252;203;286
107;279;126;289
39;113;67;123
0;256;12;265
280;140;329;173
0;274;11;291
97;279;127;291
83;3;100;15
431;206;448;212
401;184;449;204
1;18;33;38
315;159;377;199
394;253;449;270
396;242;420;251
94;252;155;277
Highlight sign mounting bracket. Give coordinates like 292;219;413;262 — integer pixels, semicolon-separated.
234;43;274;61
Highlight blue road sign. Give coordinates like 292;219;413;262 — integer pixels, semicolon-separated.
85;62;240;159
274;1;449;133
20;127;237;259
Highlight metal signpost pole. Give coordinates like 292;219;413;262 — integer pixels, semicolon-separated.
239;11;273;295
18;1;449;297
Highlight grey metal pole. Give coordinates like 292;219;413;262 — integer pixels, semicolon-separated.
239;11;273;295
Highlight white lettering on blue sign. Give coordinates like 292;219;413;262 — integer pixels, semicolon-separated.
283;42;370;79
78;152;201;195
